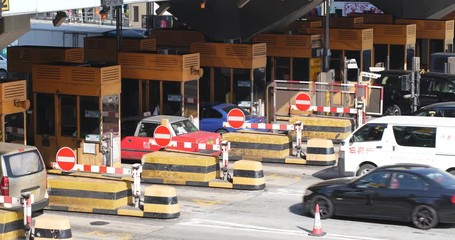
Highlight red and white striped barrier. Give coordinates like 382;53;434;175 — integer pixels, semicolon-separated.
168;141;223;151
5;126;25;135
223;122;294;131
0;195;21;206
291;105;358;114
0;193;33;238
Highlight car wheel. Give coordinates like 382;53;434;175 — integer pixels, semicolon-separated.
310;195;334;219
384;104;402;116
412;205;438;230
216;129;228;135
448;169;455;176
0;69;7;80
356;163;376;176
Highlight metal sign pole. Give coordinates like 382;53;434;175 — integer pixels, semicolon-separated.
131;164;142;208
221;141;231;181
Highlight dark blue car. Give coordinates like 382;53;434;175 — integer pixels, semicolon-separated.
199;102;266;134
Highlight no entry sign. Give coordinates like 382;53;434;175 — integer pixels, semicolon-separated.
56;147;76;171
154;125;172;147
295;92;311;111
227;108;245;129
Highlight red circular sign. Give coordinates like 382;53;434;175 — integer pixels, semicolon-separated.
227;108;245;129
154;125;172;147
295;92;311;111
56;147;76;172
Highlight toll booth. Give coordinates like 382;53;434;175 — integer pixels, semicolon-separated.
151;29;206;53
251;33;323;81
32;63;121;168
190;42;267;112
84;36;157;63
354;23;417;70
118;52;202;121
348;14;394;24
395;19;454;69
0;80;29;144
300;27;374;82
6;46;85;144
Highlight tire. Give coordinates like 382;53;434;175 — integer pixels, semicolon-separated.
356;163;376;176
384;104;402;116
412;205;438;230
216;129;228;135
310;195;334;219
448;169;455;176
0;69;7;80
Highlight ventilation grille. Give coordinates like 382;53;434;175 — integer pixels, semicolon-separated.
183;54;199;68
337;30;358;41
66;50;84;63
286;37;307;47
119;55;146;67
254;35;278;45
102;67;120;83
253;44;266;56
155;57;179;68
384;26;403;36
3;82;26;100
35;66;61;81
226;45;248;57
407;25;417;36
424;22;443;31
363;29;373;41
70;69;96;83
193;44;217;56
9;49;32;61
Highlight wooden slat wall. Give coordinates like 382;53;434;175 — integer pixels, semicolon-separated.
252;33;322;58
356;23;416;45
395;19;454;40
0;80;28;114
348;14;394;24
307;16;364;28
301;28;373;51
7;46;84;73
190;43;267;68
118;52;201;81
32;65;121;96
288;20;322;32
84;37;157;63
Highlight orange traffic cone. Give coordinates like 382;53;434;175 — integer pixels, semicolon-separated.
309;203;326;237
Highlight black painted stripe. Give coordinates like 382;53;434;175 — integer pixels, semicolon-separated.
122;148;154;153
233;169;264;178
229;142;291;151
185;181;210;187
142;163;218;173
305;160;337;166
46;205;69;211
233;183;266;190
261;158;286;163
34;228;72;239
144;196;178;205
306;147;335;154
48;188;131;200
303;125;351;133
141;178;164;184
143;212;180;219
93;208;118;215
0;219;22;233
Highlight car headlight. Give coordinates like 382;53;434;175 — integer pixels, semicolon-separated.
304;189;313;196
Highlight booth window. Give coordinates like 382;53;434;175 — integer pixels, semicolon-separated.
60;95;77;137
36;93;55;135
80;96;100;138
4;113;25;143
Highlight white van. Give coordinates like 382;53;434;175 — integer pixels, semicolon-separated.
338;116;455;176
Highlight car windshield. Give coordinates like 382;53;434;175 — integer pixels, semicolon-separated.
222;105;251;118
416;168;455;188
3;150;44;177
171;119;199;136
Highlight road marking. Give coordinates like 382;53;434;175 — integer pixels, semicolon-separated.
180;218;389;240
86;231;133;239
267;188;303;196
192;199;229;206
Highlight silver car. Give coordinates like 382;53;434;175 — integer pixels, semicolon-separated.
0;143;49;210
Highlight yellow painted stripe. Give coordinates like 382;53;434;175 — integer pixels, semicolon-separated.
208;181;233;188
117;208;144;217
143;152;218;166
143;204;180;214
234;160;263;171
0;210;22;224
233;176;266;185
285;158;307;164
0;230;24;239
229;149;290;159
50;196;128;210
306;153;337;161
48;178;130;192
142;171;218;182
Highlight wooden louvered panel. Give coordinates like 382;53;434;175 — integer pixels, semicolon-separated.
301;28;373;51
0;80;27;102
32;64;121;96
7;46;84;73
119;52;201;81
348;14;393;24
191;43;217;56
253;34;321;58
253;35;278;45
396;19;454;40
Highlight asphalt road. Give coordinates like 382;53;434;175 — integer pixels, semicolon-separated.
30;163;455;240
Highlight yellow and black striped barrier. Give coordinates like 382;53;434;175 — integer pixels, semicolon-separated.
221;132;292;163
143;185;180;219
233;160;265;190
305;138;337;166
289;116;352;142
0;210;24;239
34;215;72;239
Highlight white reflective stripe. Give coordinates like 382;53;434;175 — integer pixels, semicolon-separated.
107;167;116;174
295;99;310;105
57;156;75;162
228;116;244;121
258;123;266;129
154;133;171;139
272;124;281;130
183;142;192;149
198;143;207;150
91;165;100;173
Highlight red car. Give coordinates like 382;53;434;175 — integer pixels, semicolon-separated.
121;115;221;161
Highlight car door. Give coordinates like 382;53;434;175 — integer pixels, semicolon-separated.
333;171;392;217
199;106;224;132
390;125;436;166
368;172;430;221
121;120;161;161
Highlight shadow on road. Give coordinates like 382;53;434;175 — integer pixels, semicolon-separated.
289;203;305;217
311;166;347;180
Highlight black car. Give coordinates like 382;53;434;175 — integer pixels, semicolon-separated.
412;101;455;117
303;164;455;229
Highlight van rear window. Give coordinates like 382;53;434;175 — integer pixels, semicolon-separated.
3;150;44;177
